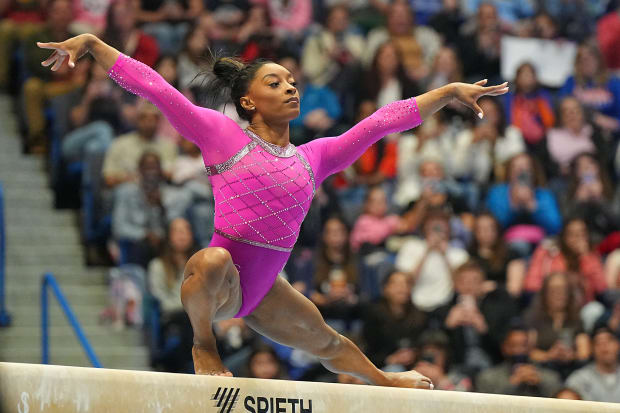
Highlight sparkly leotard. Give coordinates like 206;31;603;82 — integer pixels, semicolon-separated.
108;54;423;317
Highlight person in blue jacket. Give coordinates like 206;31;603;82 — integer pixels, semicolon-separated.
486;153;562;246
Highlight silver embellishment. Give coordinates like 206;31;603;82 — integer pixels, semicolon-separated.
295;152;316;194
204;141;258;176
244;128;297;158
214;229;293;252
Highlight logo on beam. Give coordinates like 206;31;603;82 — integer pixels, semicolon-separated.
211;387;313;413
212;387;241;413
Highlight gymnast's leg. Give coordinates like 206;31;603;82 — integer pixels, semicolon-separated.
244;276;432;389
181;247;243;375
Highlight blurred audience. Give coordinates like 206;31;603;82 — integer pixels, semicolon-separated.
566;326;620;402
468;212;526;297
476;323;563;397
486;153;562;253
362;269;427;369
437;260;518;376
102;101;177;188
148;217;197;372
395;209;469;312
525;271;591;379
524;218;607;304
111;151;190;267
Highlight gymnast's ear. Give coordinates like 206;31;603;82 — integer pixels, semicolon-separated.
240;96;255;112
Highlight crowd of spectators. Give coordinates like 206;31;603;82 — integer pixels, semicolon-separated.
3;0;620;402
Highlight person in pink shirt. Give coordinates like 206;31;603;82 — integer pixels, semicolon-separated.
37;32;508;389
350;185;406;254
252;0;312;41
547;97;599;175
524;218;607;305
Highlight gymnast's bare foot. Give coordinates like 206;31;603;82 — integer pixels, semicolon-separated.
384;370;433;390
192;345;233;376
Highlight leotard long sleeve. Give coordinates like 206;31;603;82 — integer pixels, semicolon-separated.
107;53;423;316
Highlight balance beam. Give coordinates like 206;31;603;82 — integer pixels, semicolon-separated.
1;362;619;412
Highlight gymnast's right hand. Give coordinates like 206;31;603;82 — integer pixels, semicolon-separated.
37;33;94;71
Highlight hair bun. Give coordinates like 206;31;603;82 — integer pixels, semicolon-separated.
213;57;245;87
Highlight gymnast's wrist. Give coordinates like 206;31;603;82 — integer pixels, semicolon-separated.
444;83;458;102
84;33;99;52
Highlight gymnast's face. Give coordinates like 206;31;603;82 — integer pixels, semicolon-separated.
242;63;300;123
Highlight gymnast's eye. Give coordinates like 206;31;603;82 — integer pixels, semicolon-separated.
290;82;297;87
269;82;279;88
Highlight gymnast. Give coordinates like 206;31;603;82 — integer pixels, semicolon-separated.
37;33;508;390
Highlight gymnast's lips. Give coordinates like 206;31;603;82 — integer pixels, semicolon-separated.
285;97;299;104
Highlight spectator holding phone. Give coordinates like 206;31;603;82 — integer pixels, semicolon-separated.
476;323;563;397
563;153;619;246
486;153;562;255
395;210;468;312
525;272;591;379
437;261;518;376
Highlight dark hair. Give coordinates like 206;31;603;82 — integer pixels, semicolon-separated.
380;267;405;289
505;153;547;186
574;42;608;87
103;0;134;51
591;325;618;340
421;209;451;232
181;22;208;56
469;211;509;273
194;49;273;120
138;150;161;169
501;319;528;343
477;95;507;135
559;217;590;272
159;218;199;290
314;215;358;287
247;344;284;379
363;41;420;103
154;54;179;89
567;152;613;200
527;271;581;326
514;61;540;94
453;259;486;281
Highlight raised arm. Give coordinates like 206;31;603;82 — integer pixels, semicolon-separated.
300;80;509;184
37;34;242;163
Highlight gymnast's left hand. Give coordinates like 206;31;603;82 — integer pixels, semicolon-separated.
451;79;509;119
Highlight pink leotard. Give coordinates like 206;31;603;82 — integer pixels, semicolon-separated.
107;53;423;317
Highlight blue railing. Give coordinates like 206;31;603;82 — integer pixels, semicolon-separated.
41;272;102;367
0;183;11;327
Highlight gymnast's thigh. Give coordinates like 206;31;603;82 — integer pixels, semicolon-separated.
243;276;339;355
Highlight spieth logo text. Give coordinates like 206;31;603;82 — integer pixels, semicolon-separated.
211;387;313;413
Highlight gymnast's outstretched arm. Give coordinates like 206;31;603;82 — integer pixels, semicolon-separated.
300;80;509;184
36;34;242;164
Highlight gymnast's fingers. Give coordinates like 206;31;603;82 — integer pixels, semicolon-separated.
51;53;67;72
470;100;484;119
36;41;61;50
417;378;434;390
482;82;509;95
41;51;58;67
485;86;510;96
474;79;488;86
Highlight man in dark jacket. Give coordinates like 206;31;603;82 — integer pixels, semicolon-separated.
436;260;519;376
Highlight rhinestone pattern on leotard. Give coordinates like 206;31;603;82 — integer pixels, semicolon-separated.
206;130;316;252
